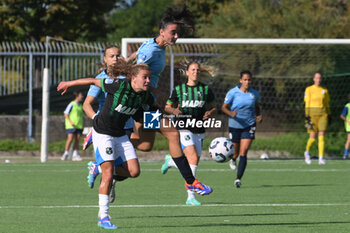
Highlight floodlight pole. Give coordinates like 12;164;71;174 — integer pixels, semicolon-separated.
40;36;50;163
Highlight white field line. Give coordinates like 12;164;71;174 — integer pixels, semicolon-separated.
0;203;349;209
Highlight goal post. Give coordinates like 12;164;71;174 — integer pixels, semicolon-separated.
40;37;105;162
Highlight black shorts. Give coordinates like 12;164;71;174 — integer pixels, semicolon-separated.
229;124;256;143
66;128;83;135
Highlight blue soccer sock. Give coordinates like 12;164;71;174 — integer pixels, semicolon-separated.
237;155;247;180
344;149;349;156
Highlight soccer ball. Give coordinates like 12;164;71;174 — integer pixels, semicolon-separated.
260;153;269;159
209;137;234;163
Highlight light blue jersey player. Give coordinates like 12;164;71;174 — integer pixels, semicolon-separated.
115;6;214;201
221;70;262;189
224;85;260;129
82;46;134;151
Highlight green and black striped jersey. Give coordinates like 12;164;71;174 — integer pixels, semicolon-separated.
93;78;155;137
167;82;215;133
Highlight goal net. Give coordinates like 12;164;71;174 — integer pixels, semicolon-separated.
122;38;350;157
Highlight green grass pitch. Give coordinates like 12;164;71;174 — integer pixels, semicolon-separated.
1;159;350;233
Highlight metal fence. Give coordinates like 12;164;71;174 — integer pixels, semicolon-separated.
0;41;114;96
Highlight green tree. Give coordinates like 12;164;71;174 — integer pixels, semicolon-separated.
106;0;173;42
184;0;350;76
0;0;122;41
196;0;350;39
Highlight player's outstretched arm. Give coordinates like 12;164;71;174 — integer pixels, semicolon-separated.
125;52;137;64
57;78;100;95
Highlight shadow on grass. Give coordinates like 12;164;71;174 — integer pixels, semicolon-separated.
185;221;350;228
122;220;350;229
259;184;324;188
117;212;294;220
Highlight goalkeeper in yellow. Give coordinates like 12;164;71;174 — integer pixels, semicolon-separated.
304;72;330;165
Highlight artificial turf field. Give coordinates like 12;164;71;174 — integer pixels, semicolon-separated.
1;158;350;233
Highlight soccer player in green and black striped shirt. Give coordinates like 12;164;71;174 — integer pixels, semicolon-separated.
162;61;216;205
57;60;213;229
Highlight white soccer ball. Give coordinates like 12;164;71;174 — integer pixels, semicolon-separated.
209;137;234;163
260;153;269;159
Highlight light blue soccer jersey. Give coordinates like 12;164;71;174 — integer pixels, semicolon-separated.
87;70;134;129
136;38;166;88
224;85;260;129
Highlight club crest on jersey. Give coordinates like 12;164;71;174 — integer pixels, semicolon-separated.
185;135;191;141
197;91;202;97
105;78;115;84
114;104;137;115
249;93;255;99
106;147;113;155
181;100;205;108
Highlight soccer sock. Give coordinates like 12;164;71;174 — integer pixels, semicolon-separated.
187;164;198;199
167;158;177;167
306;138;316;152
98;194;109;219
172;154;195;184
318;135;325;158
236;156;247;180
344;149;349;156
63;151;69;155
73;150;78;156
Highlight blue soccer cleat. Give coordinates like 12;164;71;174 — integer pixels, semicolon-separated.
87;161;99;188
161;154;172;174
185;179;213;196
82;129;93;150
98;216;118;229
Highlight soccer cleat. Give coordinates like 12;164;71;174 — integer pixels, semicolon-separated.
87;161;99;188
186;198;201;206
82;129;93;151
344;155;348;160
61;153;68;161
185;179;213;196
109;179;116;203
98;216;118;229
318;157;326;165
229;159;237;170
161;154;172;174
304;151;312;165
72;155;82;161
234;179;241;188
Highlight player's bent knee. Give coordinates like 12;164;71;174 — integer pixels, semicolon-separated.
136;142;153;152
164;130;180;142
129;168;140;178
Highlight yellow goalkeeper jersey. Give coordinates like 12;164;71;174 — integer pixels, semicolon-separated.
304;84;330;116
